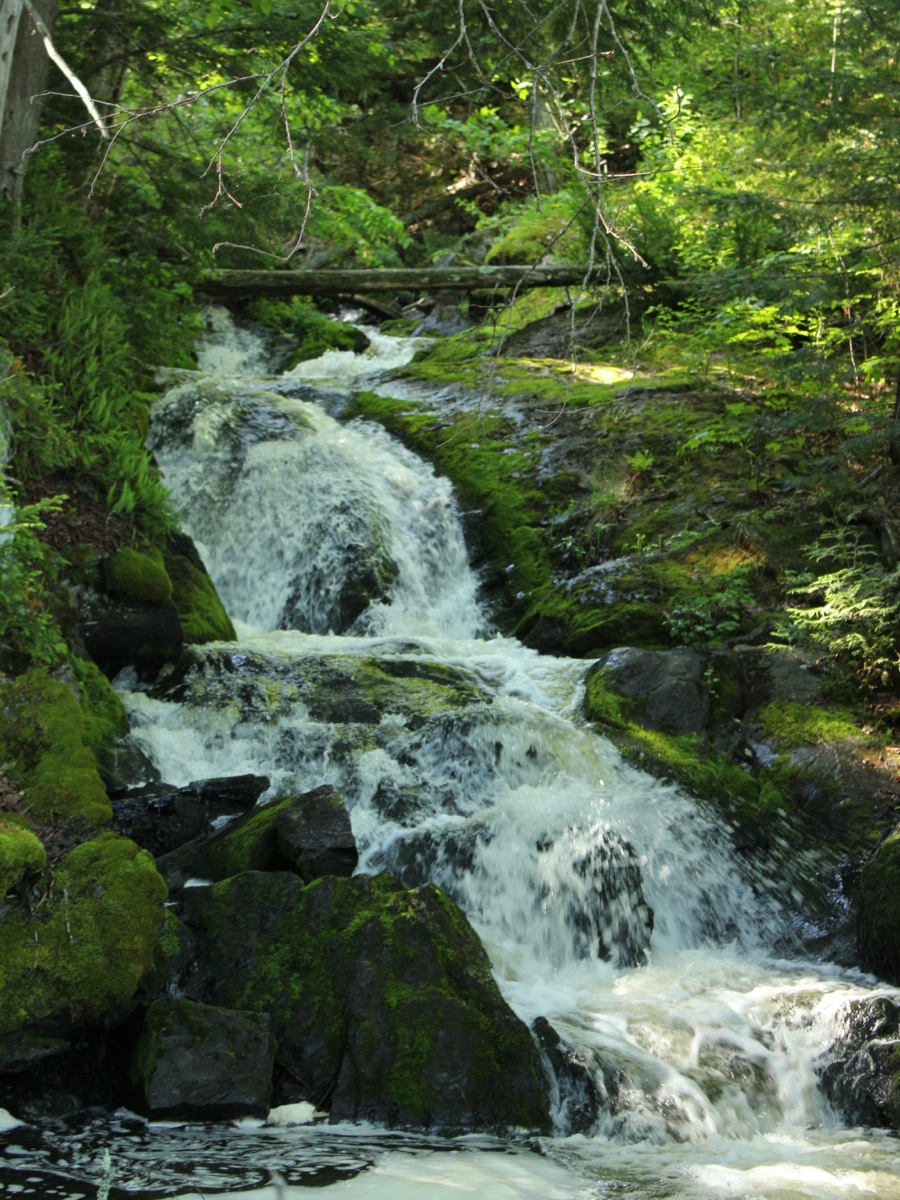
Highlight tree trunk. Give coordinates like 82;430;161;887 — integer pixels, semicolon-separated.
0;0;57;207
198;264;594;299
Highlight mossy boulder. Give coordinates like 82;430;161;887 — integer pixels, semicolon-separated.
180;871;551;1133
70;655;129;776
0;820;46;897
285;315;370;369
239;296;370;368
152;644;488;729
0;832;167;1040
108;547;173;608
130;998;275;1118
0;667;112;825
159;786;358;890
484;193;589;266
163;533;236;644
858;827;900;985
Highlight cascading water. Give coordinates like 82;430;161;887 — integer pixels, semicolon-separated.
4;311;899;1200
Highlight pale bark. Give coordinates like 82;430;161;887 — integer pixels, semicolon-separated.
0;0;57;206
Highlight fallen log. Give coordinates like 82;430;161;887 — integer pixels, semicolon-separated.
197;264;592;299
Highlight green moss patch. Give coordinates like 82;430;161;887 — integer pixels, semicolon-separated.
584;668;780;845
109;547;173;608
70;655;129;772
0;667;111;825
0;832;167;1035
164;543;235;644
241;296;370;366
757;700;863;751
0;820;46;897
348;392;551;611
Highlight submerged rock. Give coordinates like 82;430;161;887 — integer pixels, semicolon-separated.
380;821;654;968
178;870;551;1134
532;1016;617;1135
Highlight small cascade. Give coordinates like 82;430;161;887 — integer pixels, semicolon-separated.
74;310;900;1199
149;378;481;639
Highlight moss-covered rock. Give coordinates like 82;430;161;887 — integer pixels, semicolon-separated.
70;655;129;774
164;534;235;644
108;546;173;608
130;998;275;1118
0;832;167;1037
180;871;551;1133
164;786;357;888
152;644;488;728
858;827;900;985
285;317;371;368
0;667;111;825
483;193;590;266
0;820;46;897
240;296;371;367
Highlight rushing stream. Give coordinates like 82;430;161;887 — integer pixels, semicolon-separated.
3;312;899;1200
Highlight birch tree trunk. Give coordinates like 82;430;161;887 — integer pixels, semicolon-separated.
0;0;57;207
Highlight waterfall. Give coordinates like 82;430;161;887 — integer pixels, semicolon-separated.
17;309;896;1200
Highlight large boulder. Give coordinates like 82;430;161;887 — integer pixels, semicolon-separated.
178;870;551;1134
0;833;167;1046
130;998;275;1118
819;997;900;1130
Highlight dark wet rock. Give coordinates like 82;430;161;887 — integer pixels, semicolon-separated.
418;293;476;336
532;1016;618;1135
857;827;900;985
819;997;900;1130
499;306;629;360
104;739;162;793
157;786;357;890
596;645;739;737
372;821;485;883
113;774;269;858
375;821;653;969
179;871;551;1134
78;589;184;678
0;1028;125;1121
130;998;275;1118
566;838;654;967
